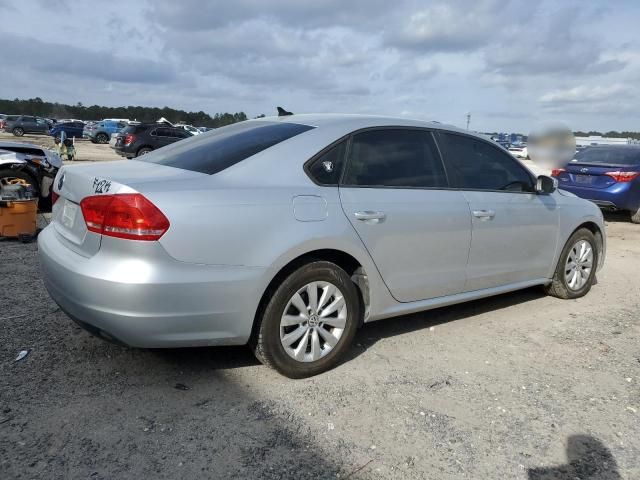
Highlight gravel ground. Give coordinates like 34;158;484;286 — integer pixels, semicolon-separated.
0;142;638;478
0;132;121;163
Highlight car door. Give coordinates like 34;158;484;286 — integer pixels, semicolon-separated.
21;116;36;133
339;128;472;303
35;118;48;133
436;132;559;292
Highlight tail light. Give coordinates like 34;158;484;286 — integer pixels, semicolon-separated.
551;168;565;177
51;191;59;205
80;193;170;241
124;134;135;146
605;171;640;183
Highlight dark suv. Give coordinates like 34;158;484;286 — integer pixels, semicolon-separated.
114;124;192;158
3;116;51;136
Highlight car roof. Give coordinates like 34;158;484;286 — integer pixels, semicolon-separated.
249;113;485;140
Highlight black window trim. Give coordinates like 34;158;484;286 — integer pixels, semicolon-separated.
433;130;538;195
303;133;352;186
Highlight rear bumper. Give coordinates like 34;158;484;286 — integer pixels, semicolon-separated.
38;225;266;348
558;183;640;212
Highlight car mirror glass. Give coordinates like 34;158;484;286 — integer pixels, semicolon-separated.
536;175;557;194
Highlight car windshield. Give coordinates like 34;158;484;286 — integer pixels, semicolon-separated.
138;121;315;174
573;147;640;166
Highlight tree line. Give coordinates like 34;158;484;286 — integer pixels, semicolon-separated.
0;97;248;128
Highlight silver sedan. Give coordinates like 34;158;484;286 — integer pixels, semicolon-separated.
39;114;606;378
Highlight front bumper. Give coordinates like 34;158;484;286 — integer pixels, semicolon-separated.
38;225;266;348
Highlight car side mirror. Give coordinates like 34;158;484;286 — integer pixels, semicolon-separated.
536;175;558;194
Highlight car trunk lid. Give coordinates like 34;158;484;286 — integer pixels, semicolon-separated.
51;160;207;257
555;162;636;189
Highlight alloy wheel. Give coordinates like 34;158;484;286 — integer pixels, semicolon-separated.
564;239;593;291
279;281;347;363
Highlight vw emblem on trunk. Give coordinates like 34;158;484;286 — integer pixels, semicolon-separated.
57;173;65;190
580;167;589;173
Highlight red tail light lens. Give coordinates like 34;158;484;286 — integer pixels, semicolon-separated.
51;191;59;205
605;171;640;183
551;168;565;177
124;134;135;146
80;193;170;241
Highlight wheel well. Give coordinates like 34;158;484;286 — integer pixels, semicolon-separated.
137;146;153;155
574;221;604;258
250;249;369;343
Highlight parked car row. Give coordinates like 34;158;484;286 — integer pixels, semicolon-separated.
1;115;209;146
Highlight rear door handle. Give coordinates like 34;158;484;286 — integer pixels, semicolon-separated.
354;211;386;222
472;209;496;220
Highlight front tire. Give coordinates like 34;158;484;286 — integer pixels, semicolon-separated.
545;228;598;299
96;133;109;144
252;261;360;378
13;127;24;137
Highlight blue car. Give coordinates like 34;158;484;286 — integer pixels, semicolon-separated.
84;120;127;144
552;145;640;223
49;121;85;140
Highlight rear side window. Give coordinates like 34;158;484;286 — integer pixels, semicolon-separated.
343;129;448;188
122;125;149;135
306;141;347;185
437;132;534;192
139;121;315;175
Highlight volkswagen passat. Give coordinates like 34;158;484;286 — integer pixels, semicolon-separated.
39;115;606;378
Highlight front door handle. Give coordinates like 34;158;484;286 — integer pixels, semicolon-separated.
472;209;496;220
354;211;386;222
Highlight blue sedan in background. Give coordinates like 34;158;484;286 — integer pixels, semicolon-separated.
49;121;85;140
552;145;640;223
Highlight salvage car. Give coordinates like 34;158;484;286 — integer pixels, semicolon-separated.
552;145;640;223
39;114;606;378
0;141;61;211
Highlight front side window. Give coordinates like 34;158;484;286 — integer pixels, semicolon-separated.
342;129;448;188
437;132;534;192
306;140;347;185
139;121;315;175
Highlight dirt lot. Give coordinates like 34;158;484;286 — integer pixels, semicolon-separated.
0;134;639;479
0;131;121;163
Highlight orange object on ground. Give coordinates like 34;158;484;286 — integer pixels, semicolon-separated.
0;199;38;238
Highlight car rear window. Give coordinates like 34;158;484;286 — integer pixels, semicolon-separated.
122;125;150;134
138;121;315;174
573;147;640;166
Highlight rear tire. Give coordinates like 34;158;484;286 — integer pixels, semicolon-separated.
137;147;153;157
252;261;360;378
631;207;640;224
13;127;24;137
545;228;598;299
96;133;109;144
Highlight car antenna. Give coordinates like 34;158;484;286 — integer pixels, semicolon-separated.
277;106;294;117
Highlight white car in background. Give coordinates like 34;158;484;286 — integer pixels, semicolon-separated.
508;145;529;159
177;124;202;135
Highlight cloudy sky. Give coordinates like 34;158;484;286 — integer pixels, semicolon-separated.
2;0;639;132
